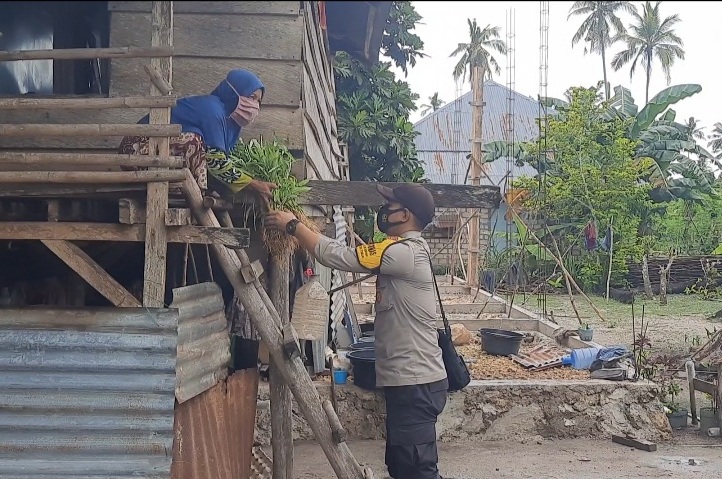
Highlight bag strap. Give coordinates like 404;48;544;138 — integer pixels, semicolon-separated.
425;250;451;336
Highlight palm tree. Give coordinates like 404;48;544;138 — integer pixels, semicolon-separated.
449;19;507;84
709;123;722;156
568;1;637;101
611;1;685;104
420;92;444;116
684;117;706;142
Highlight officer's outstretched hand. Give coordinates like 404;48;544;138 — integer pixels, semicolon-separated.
264;210;298;232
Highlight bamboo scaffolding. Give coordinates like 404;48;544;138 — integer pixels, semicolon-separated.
0;96;177;110
0;124;180;138
0;152;182;168
0;46;174;62
0;171;184;184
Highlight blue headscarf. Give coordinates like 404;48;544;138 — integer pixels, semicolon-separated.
139;69;264;153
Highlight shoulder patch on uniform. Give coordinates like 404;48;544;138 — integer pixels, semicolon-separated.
355;236;404;272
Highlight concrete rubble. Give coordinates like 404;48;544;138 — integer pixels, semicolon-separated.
255;379;672;446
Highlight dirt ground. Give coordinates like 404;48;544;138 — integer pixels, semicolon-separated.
292;434;722;479
514;293;722;357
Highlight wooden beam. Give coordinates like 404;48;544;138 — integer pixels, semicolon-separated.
0;46;174;62
143;0;173;308
0;222;250;248
0;152;183;168
298;180;501;209
0;124;180;138
467;64;484;287
611;434;657;452
0;96;177;110
41;239;141;308
119;198;193;226
0;171;185;184
270;251;294;479
144;65;174;95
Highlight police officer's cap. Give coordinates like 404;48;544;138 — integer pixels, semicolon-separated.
376;183;435;226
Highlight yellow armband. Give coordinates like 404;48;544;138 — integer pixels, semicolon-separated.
355;236;404;271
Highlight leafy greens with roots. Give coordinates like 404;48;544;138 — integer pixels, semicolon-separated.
229;137;318;255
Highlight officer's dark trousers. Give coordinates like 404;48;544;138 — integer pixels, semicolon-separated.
384;378;448;479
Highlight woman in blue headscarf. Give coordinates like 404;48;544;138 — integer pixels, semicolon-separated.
119;69;276;200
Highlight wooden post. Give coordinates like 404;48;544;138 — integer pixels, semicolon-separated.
270;252;294;479
180;171;367;479
467;65;485;287
716;365;722;433
143;0;173;307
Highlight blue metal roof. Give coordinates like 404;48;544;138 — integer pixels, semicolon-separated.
414;80;541;188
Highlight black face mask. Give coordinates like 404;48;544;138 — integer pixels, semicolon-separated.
376;205;406;233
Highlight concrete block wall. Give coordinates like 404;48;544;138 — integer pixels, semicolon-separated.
424;207;492;270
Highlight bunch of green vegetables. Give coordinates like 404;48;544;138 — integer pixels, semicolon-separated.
229;137;309;212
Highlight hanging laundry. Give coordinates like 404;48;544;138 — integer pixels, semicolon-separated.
599;225;613;252
583;220;598;251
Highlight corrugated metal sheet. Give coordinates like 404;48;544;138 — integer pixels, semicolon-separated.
414;80;541;186
0;306;178;479
170;369;259;479
172;282;231;404
511;345;565;371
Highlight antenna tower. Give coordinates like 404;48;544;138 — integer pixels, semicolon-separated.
451;77;464;185
536;0;550;316
505;7;516;253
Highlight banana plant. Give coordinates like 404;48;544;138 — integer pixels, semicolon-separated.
484;83;716;202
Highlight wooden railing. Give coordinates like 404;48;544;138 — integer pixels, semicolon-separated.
0;0;175;308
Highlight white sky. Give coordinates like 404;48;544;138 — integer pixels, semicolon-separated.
389;1;719;140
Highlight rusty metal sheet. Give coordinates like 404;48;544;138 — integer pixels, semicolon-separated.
512;345;565;371
172;282;231;404
0;306;178;478
170;369;259;479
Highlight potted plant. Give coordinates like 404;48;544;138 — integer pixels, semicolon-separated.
699;393;719;434
578;323;594;342
663;382;688;429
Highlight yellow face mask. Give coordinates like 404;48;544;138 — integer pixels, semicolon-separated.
355;236;404;272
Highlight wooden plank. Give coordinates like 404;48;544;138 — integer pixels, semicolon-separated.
111;57;301;107
0;106;303;151
119;199;193;226
269;252;294;478
693;378;716;396
0;171;184;184
142;0;173;308
302;114;336;181
0;46;173;62
611;435;657;452
110;12;302;61
0;222;251;248
299;181;502;209
41;239;142;308
0;184;151;198
0;152;182;168
302;3;337;128
0;96;177;110
109;1;300;15
0;124;180;138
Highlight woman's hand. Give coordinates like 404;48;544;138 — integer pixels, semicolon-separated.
264;210;298;232
248;179;277;204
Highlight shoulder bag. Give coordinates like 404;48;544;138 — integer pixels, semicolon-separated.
427;252;472;392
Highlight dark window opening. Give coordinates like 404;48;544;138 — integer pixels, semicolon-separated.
0;1;110;96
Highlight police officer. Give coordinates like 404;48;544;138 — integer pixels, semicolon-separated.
265;183;448;479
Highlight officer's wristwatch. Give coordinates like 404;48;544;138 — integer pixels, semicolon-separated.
285;218;301;236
